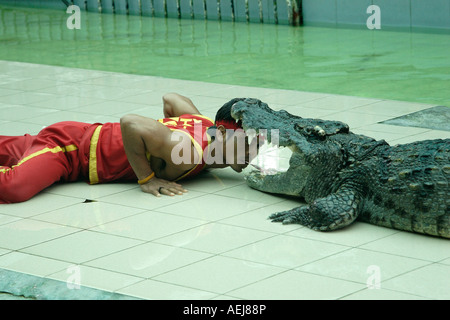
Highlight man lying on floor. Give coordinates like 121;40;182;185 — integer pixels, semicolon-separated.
0;93;259;204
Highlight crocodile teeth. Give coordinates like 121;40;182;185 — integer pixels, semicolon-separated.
246;129;257;142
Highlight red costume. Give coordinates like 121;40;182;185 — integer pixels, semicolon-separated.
156;114;214;180
0;114;214;204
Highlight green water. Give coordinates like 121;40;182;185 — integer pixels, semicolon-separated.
0;4;449;106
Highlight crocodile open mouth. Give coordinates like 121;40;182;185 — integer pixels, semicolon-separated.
230;97;350;146
229;97;352;175
230;98;294;175
230;98;290;149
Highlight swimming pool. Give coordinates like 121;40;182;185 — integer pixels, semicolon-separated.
0;4;449;107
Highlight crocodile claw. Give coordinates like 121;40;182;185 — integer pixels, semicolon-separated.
269;211;297;224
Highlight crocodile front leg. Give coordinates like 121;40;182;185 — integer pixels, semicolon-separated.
270;187;361;231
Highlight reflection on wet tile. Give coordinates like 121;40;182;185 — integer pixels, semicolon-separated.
0;219;80;250
155;193;267;221
227;270;364;300
89;211;208;242
49;265;142;293
0;251;71;277
34;201;144;229
296;248;429;284
359;232;450;262
118;279;218;300
21;230;143;264
155;222;274;254
86;242;212;278
382;263;450;299
224;234;349;268
153;255;285;294
286;221;398;247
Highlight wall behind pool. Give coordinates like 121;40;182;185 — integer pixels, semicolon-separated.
302;0;450;31
2;0;449;31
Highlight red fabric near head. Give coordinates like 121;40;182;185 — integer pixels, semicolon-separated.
215;119;242;130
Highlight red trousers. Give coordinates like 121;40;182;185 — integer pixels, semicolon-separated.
0;121;135;204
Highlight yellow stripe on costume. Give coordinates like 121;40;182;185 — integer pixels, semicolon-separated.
88;125;102;185
0;145;79;173
169;129;204;181
15;145;79;167
158;115;213;128
191;114;214;123
0;166;10;173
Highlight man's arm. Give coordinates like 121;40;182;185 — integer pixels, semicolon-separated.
120;114;189;197
163;93;201;118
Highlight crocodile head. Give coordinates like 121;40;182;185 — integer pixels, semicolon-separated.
230;98;349;152
230;98;351;196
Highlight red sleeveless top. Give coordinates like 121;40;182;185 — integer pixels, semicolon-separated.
156;114;214;180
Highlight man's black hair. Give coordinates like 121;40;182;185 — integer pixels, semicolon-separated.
214;98;246;123
207;98;245;141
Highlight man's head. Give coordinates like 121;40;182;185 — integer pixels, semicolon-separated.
206;98;261;173
214;98;245;130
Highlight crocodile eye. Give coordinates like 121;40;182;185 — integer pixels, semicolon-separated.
314;126;326;136
243;98;259;104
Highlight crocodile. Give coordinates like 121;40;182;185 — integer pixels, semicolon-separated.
230;98;450;238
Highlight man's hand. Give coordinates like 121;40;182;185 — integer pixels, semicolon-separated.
139;177;188;197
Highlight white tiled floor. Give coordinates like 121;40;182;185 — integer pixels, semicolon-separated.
0;60;449;300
